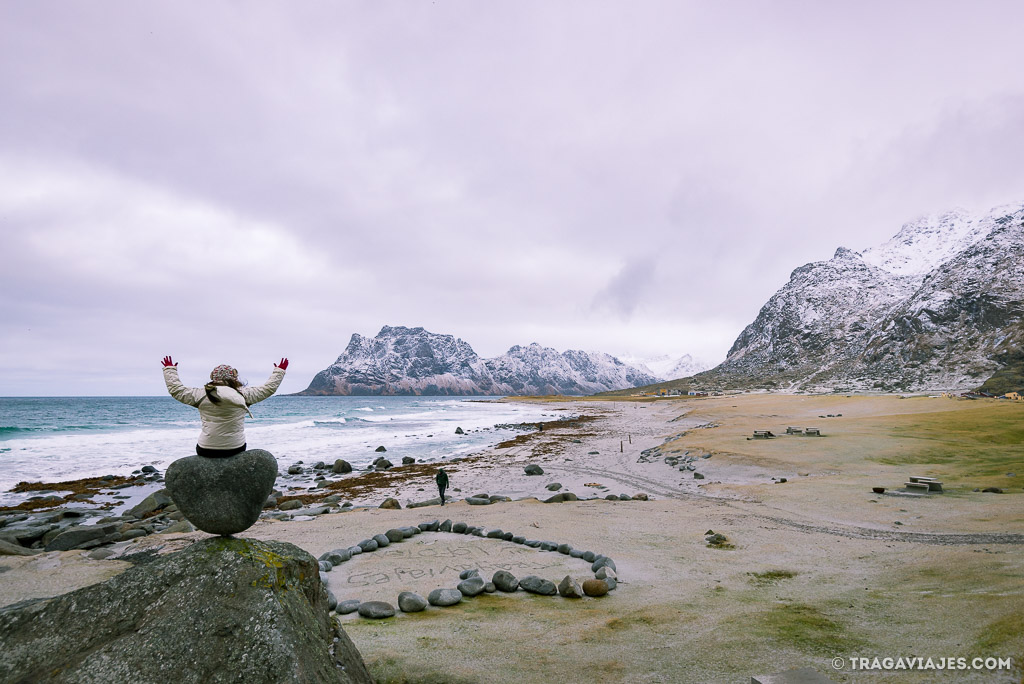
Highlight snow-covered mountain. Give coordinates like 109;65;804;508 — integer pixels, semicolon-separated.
616;353;713;380
694;202;1024;392
299;326;662;395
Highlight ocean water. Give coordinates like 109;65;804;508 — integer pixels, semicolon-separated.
0;395;556;505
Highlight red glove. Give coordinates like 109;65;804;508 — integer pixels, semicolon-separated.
275;357;289;370
161;356;177;367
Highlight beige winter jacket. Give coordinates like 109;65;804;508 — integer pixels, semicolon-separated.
163;366;286;449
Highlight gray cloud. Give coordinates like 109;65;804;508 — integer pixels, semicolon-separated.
1;1;1023;394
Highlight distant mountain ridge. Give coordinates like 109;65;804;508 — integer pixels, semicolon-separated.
299;326;665;395
690;202;1024;392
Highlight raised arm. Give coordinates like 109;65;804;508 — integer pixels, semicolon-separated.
239;358;288;405
161;356;204;407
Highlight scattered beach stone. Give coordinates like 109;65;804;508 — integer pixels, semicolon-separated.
492;570;519;592
375;446;387;452
374;459;393;470
398;592;428;612
158;520;195;535
455;427;465;434
357;539;379;552
337;599;361;614
524;464;544;475
545;483;562;491
604;577;617;591
358;601;395;619
379;498;401;509
605;494;618;501
489;495;512;503
459;569;480;580
582;579;609;597
558;575;584;598
592;557;616;573
427;588;463;606
45;524;118;552
402;456;415;465
141;465;158;473
0;539;41;556
982;487;1003;493
705;532;729;547
458;576;486;596
287;465;303;475
439;519;452;532
512;535;526;544
595;567;617;581
466;497;491;505
544;492;578;503
452;521;468;533
332;459;352;474
557;543;572;554
165;450;278;536
279;499;302;511
618;494;632;501
385;529;406;543
372;534;390;548
486;529;504;539
126;489;173;518
693;472;705;480
519;576;557;595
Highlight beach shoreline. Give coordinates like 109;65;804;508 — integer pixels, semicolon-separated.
2;394;1022;682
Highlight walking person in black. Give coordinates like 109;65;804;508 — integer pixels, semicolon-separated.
436;468;449;505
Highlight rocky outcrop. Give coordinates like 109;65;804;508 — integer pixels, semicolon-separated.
0;537;371;684
298;325;660;395
694;202;1024;392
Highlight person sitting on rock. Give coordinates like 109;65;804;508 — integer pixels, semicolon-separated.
161;356;288;457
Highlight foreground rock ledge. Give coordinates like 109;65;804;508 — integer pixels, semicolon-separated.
0;538;372;684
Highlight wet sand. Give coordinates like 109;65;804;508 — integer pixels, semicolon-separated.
2;394;1022;683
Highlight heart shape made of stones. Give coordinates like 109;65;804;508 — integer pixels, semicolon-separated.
166;449;278;536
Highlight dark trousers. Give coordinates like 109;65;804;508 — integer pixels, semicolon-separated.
196;443;246;458
438;483;446;505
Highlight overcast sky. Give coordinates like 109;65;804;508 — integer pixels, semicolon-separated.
2;1;1023;396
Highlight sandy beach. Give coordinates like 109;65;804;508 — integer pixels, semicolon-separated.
2;394;1022;683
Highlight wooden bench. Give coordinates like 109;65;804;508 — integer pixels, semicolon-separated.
753;430;775;439
804;427;821;436
786;426;803;434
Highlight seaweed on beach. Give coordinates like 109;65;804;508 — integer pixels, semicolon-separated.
493;414;601;452
1;475;140;513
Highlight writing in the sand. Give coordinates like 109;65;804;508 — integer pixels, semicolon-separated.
343;543;563;587
345;558;562;587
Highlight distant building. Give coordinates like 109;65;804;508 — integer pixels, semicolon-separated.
1003;391;1022;401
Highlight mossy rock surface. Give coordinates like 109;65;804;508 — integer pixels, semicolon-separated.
0;538;371;684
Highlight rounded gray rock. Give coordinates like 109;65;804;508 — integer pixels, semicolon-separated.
519;575;557;595
457;576;486;596
397;591;428;612
492;570;519;592
165;449;278;535
452;521;468;533
427;588;463;606
592;557;616;573
459;568;480;580
372;533;390;548
385;528;406;543
524;464;544;475
358;601;396;619
357;539;379;552
337;599;361;614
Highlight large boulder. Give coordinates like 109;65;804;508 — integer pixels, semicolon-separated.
0;537;371;683
165;449;278;535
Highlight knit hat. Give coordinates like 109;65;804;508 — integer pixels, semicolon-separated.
210;364;239;384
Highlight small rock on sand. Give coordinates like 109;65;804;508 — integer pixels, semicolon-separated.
398;591;428;612
428;588;463;606
558;575;584;598
582;579;609;596
524;464;544;475
358;601;395;619
379;498;401;509
492;570;519;592
519;576;557;595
